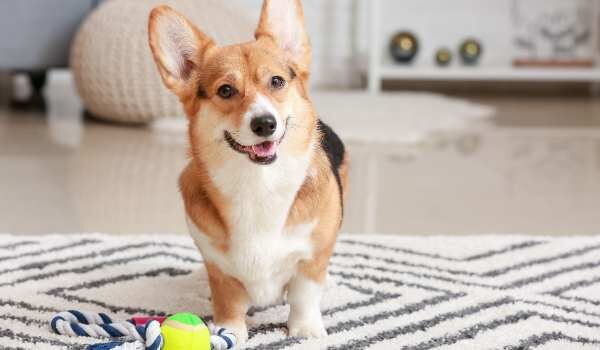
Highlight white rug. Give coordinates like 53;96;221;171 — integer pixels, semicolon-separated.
312;92;494;145
152;91;494;145
1;234;600;350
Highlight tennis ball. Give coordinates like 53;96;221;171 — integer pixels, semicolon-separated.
161;313;210;350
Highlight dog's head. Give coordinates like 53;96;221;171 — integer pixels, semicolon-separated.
148;0;315;166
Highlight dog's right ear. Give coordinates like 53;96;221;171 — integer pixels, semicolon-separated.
255;0;311;79
148;5;214;93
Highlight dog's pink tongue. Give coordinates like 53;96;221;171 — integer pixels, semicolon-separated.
252;141;277;157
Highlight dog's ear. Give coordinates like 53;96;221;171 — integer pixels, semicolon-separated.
148;5;214;93
255;0;311;78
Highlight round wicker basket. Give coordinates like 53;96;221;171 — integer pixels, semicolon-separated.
70;0;255;124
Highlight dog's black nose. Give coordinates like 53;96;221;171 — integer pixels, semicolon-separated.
250;115;277;137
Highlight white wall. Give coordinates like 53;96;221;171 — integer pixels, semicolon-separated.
232;0;596;88
376;0;513;67
231;0;358;88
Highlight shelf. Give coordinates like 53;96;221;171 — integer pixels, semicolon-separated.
365;0;600;92
378;66;600;83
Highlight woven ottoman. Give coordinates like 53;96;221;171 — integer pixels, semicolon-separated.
70;0;254;124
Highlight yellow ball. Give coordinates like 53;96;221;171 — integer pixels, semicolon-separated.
161;313;210;350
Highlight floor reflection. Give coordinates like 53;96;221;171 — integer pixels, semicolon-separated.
1;93;600;235
367;126;600;235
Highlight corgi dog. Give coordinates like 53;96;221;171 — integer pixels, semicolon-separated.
148;0;348;343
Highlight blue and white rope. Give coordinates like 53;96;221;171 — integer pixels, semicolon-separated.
51;310;148;342
50;310;235;350
86;341;146;350
208;324;236;350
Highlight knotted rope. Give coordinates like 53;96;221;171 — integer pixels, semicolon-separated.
50;310;236;350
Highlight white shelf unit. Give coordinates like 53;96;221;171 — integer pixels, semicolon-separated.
366;0;600;94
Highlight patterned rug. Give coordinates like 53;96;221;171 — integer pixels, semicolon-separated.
1;234;600;350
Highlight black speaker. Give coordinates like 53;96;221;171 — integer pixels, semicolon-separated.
435;48;452;67
389;31;419;63
459;39;483;65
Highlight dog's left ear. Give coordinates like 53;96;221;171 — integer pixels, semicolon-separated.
148;5;214;94
255;0;311;78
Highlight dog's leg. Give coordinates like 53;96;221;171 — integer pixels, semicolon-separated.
287;167;344;338
205;262;249;344
287;270;328;338
287;233;336;338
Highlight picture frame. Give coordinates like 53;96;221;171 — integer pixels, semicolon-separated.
512;0;598;67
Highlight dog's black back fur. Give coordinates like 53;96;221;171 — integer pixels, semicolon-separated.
318;119;345;211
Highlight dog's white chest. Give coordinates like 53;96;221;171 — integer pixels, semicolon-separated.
231;222;315;304
189;153;316;306
189;218;316;306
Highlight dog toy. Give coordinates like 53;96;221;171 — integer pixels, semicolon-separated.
161;313;210;350
50;310;236;350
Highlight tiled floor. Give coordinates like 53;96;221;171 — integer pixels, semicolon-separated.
1;90;600;236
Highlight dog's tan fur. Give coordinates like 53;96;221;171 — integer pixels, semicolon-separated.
149;0;347;341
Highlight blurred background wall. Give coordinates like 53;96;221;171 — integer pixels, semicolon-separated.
231;0;588;89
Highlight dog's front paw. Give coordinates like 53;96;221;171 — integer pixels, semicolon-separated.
287;316;327;338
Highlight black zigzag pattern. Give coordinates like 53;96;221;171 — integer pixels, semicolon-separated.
1;234;600;349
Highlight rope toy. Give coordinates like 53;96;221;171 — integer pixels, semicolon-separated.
50;310;236;350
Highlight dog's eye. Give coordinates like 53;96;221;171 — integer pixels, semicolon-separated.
271;76;286;89
217;85;235;99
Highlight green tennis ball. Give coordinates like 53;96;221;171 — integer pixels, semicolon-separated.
161;313;210;350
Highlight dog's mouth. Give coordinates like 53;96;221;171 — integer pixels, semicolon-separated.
224;119;288;165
